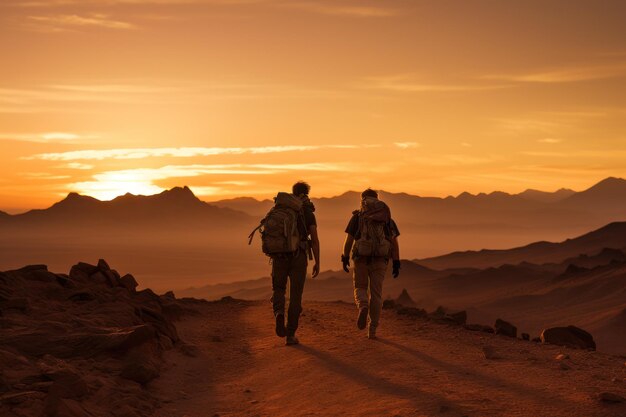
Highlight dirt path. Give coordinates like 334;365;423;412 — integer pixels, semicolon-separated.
152;299;626;417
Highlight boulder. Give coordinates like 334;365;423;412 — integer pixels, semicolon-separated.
103;270;120;287
599;392;625;403
521;333;530;341
97;259;111;272
119;274;138;292
69;262;98;280
494;319;517;338
540;326;596;350
396;307;427;318
90;271;108;285
120;345;160;385
382;299;396;310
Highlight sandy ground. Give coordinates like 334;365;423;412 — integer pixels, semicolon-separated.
152;300;626;417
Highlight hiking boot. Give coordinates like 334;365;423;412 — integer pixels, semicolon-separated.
357;307;368;330
275;313;286;337
285;335;300;346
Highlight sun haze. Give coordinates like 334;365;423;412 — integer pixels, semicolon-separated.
1;0;626;211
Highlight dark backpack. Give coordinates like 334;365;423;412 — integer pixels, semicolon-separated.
248;192;304;255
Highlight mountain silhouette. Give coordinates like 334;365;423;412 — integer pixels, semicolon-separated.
517;188;575;203
416;221;626;270
559;177;626;212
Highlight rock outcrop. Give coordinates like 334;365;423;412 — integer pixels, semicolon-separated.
540;326;596;350
0;260;202;417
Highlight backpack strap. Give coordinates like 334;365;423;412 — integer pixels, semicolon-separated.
248;223;262;245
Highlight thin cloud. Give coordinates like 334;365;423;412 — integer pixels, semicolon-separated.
394;142;420;149
67;162;351;200
359;75;511;93
0;132;96;143
484;62;626;83
538;138;563;144
25;144;364;161
28;14;136;31
284;2;397;18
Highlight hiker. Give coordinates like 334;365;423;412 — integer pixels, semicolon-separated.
248;181;320;345
341;188;400;339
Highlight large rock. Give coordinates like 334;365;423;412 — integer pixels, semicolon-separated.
494;319;517;338
395;289;416;307
540;326;596;350
119;274;138;292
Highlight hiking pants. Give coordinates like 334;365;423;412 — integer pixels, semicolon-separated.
353;257;388;330
271;250;307;336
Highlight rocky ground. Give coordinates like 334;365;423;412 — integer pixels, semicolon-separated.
0;260;204;417
1;262;625;417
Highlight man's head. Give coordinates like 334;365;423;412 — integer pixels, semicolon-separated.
292;181;311;196
361;188;378;199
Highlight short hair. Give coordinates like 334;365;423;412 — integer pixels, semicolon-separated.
361;188;378;199
292;181;311;196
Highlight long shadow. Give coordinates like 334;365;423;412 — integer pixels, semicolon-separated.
296;344;461;412
377;338;574;408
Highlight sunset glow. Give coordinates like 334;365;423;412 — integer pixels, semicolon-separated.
1;0;626;211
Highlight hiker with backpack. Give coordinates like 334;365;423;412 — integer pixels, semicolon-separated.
341;188;400;339
248;181;320;345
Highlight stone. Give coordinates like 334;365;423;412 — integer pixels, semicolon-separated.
395;289;415;307
69;262;98;279
120;346;160;385
397;307;427;318
482;346;501;360
531;337;541;343
540;326;596;350
521;333;530;341
17;264;48;273
90;271;108;285
119;274;138;292
598;392;625;403
97;259;111;271
555;353;570;361
445;311;467;325
104;270;120;287
382;299;396;310
494;319;517;338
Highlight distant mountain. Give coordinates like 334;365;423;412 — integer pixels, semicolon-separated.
3;186;253;231
516;188;575;203
559;177;626;213
416;221;626;270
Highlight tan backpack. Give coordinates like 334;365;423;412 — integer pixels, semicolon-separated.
353;197;392;258
248;192;304;255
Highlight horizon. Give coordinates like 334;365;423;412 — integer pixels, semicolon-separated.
1;175;622;214
2;1;626;211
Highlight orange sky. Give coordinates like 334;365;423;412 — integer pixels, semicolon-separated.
1;0;626;212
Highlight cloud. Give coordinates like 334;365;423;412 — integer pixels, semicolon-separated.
27;14;136;31
394;142;420;149
359;74;511;93
284;2;397;17
483;62;626;83
537;138;563;144
66;162;351;200
0;132;96;143
25;144;364;161
63;162;95;170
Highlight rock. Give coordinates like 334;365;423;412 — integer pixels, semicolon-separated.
119;274;138;292
0;390;45;405
120;346;160;385
97;259;111;272
463;324;495;334
598;392;625;403
55;274;73;288
540;326;596;350
482;346;501;360
555;353;570;361
397;307;427;318
17;264;48;273
90;271;108;285
531;337;541;343
494;319;517;338
395;289;416;307
68;290;96;302
103;270;120;287
382;299;396;310
521;333;530;341
21;268;57;283
69;262;98;280
445;311;467;325
162;291;176;300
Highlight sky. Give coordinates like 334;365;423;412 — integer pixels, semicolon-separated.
1;0;626;212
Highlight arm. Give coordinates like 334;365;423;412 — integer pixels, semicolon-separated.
342;234;354;273
309;224;320;278
391;236;400;260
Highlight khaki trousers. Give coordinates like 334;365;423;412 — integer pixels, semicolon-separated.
353;257;388;329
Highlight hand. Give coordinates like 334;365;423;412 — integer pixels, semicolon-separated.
392;259;401;278
312;262;320;278
341;255;350;273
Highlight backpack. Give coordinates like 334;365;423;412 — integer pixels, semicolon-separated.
352;197;392;258
248;192;304;255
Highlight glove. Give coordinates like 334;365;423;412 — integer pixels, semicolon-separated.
341;255;350;273
392;259;401;278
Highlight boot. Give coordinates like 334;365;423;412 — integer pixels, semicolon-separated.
275;313;286;337
286;335;300;346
